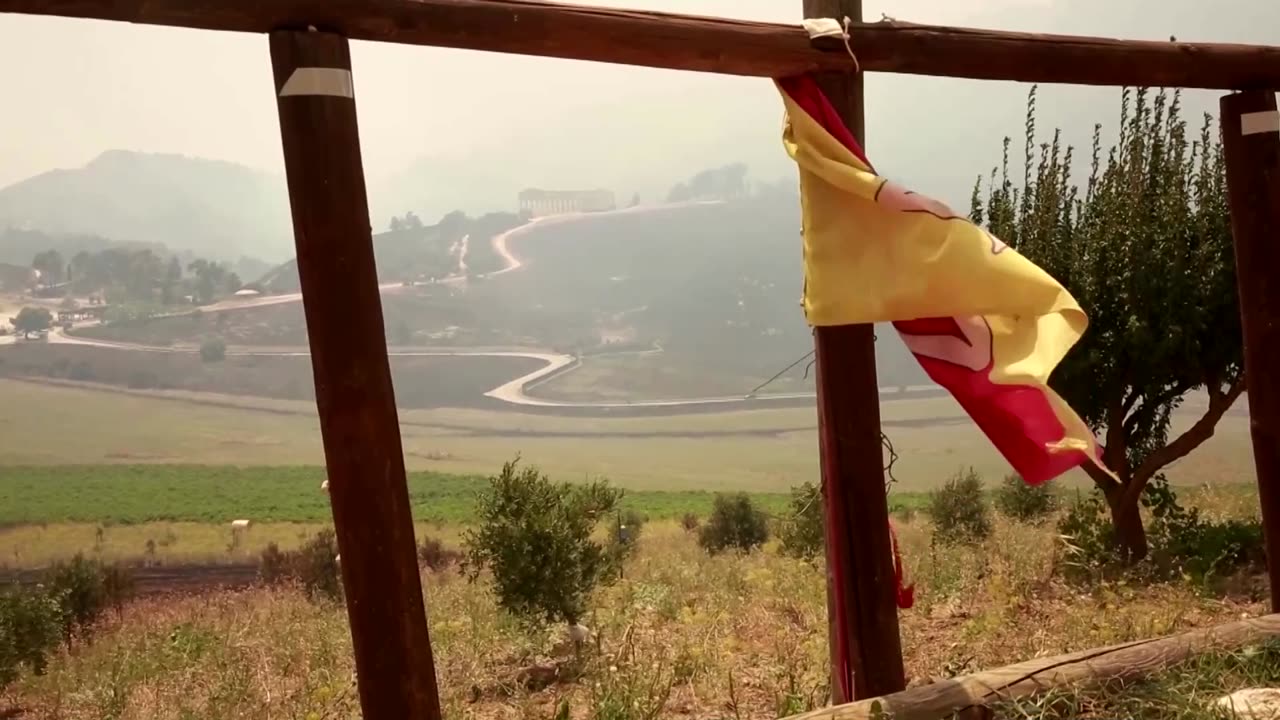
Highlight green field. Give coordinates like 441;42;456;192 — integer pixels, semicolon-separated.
0;464;805;526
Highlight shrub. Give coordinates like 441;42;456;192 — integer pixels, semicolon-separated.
0;586;64;688
778;482;825;561
258;531;343;602
200;336;227;362
680;513;700;532
994;474;1058;523
44;554;134;640
926;468;992;545
698;493;769;555
1058;477;1265;584
463;459;623;626
417;536;462;572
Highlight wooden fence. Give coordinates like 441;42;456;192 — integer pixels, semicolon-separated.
2;1;1278;718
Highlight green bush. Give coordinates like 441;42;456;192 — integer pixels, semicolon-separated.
994;474;1058;523
778;482;825;561
463;459;623;626
1058;477;1265;584
926;468;992;545
258;531;343;602
199;336;227;363
698;493;769;555
0;586;64;688
44;554;134;640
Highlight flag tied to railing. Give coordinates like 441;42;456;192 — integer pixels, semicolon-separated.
776;74;1106;488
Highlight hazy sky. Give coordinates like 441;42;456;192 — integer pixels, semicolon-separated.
2;0;1277;219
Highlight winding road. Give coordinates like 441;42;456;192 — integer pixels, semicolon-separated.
5;201;938;411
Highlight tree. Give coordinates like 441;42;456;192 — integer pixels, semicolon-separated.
390;216;405;232
970;87;1240;560
403;211;424;230
463;459;623;627
32;249;64;286
11;307;52;338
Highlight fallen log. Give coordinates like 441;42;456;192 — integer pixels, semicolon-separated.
782;613;1280;720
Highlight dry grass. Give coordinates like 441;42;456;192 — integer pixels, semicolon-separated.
0;521;465;569
3;516;1270;720
0;379;1259;493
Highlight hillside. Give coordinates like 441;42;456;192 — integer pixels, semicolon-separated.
74;195;930;398
258;210;521;294
0;150;293;262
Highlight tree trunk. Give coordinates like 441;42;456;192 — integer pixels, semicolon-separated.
1104;485;1149;563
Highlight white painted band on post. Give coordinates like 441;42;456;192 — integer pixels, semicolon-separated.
1241;110;1280;136
279;67;354;98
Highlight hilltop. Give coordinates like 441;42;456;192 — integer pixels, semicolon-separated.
0;150;293;263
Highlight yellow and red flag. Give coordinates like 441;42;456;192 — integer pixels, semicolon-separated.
777;75;1106;486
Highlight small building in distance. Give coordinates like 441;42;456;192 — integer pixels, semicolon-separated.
518;188;616;217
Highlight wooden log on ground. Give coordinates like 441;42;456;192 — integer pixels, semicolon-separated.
778;614;1280;720
4;0;1280;89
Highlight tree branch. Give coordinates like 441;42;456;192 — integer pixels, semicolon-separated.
1123;378;1247;505
1103;398;1128;478
1122;383;1192;438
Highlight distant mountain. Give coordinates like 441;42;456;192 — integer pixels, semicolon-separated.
0;150;293;263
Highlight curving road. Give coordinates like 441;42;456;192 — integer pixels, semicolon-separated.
6;202;938;410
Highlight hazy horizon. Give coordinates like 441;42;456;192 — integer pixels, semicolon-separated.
2;0;1277;235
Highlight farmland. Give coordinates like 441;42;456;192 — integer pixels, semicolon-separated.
0;464;803;530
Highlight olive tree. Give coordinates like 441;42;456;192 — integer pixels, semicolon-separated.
463;459;623;627
970;88;1242;561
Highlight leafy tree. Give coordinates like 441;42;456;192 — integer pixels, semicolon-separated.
32;249;64;286
778;481;825;561
698;493;769;554
11;307;52;338
463;459;623;626
390;216;405;232
970;88;1240;561
403;211;424;230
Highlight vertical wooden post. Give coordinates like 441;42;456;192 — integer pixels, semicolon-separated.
269;29;443;720
1221;90;1280;614
801;0;906;703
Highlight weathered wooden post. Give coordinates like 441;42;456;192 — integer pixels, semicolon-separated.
801;0;907;702
269;29;443;720
1221;89;1280;614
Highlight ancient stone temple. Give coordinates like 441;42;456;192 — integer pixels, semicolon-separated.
518;188;616;216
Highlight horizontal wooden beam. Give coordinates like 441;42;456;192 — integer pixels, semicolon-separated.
782;613;1280;720
4;0;1280;89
